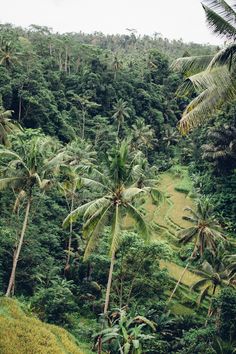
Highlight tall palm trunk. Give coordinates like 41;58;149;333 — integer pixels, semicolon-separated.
167;248;196;304
6;195;32;297
65;194;74;273
82;109;86;140
97;249;116;354
167;262;190;304
104;248;116;314
205;284;217;326
18;95;22;122
117;121;121;137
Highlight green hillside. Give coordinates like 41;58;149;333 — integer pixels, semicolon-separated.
0;297;92;354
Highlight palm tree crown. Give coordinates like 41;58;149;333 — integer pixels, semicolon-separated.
172;0;236;133
63;141;156;259
64;141;161;313
178;199;226;256
0;134;62;193
112;99;131;137
191;260;230;305
0;107;21;146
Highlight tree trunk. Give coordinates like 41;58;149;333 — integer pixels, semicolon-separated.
65;195;74;273
6;196;32;297
82;110;86;140
117;121;120;137
104;248;116;314
167;261;190;304
64;46;68;73
18;95;22;122
167;247;196;305
205;284;217;326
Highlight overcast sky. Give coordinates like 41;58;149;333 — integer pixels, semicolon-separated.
1;0;223;45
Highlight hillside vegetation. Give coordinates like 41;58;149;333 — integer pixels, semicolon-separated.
0;298;91;354
0;4;236;352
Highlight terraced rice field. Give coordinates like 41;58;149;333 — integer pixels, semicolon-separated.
124;170;205;314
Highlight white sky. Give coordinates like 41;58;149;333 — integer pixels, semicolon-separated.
1;0;224;45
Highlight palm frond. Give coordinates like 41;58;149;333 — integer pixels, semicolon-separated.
171;55;214;75
0;149;29;173
0;177;25;190
84;197;111;219
84;204;112;259
198;284;211;304
63;200;98;227
178;74;236;133
208;43;236;69
203;3;236;38
81;177;108;191
133;316;156;331
191;277;208;290
178;227;198;243
122;187;144;201
110;204;121;255
179;65;233;94
126;203;149;241
203;0;236;19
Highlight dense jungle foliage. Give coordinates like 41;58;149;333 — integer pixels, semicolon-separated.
0;2;236;352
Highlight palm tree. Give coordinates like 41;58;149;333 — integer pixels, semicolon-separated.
60;139;96;272
162;126;180;148
191;260;230;318
202;124;236;172
112;55;122;80
0;135;62;296
112;99;131;137
0;107;21;146
172;0;236;133
64;141;160;314
59;165;81;273
0;40;19;68
63;137;97;167
224;253;236;284
130;118;156;154
67;93;101;139
168;199;226;303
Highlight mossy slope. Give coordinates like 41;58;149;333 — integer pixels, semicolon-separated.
0;297;87;354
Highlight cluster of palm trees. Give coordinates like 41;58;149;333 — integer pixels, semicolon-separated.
63;140;162;314
168;199;236;321
0;113;162;318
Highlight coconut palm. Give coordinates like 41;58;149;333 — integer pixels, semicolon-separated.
130;118;156;154
179;200;226;256
168;199;226;303
0;134;63;296
202;124;236;171
60;139;96;272
63;141;161;314
224;254;236;284
112;99;131;137
63;137;97;167
172;0;236;133
162;126;180;148
191;260;230;317
112;55;123;80
59;165;82;273
0;40;19;68
0;107;21;146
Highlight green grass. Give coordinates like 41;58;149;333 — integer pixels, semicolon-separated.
0;297;93;354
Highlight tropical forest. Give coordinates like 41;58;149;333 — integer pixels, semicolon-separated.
0;0;236;353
